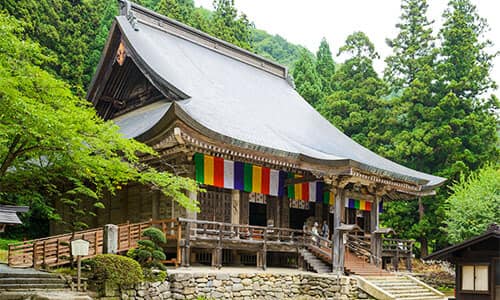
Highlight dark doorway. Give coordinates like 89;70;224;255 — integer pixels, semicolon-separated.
289;207;312;230
249;202;267;226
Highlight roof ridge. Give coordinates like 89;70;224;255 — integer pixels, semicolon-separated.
118;0;289;79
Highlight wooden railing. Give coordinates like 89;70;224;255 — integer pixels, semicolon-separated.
178;218;306;244
382;237;414;271
8;218;180;268
382;238;413;255
8;227;104;268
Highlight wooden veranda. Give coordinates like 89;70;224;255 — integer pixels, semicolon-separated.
8;218;413;275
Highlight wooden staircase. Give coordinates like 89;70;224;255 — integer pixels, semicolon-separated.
345;250;391;276
299;248;331;273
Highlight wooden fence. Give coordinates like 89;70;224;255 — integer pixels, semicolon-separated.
8;219;179;269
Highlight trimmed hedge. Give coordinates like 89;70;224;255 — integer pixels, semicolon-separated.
83;254;144;287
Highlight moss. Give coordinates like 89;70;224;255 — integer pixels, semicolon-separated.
83;254;144;287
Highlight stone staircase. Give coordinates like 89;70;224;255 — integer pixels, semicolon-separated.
299;248;331;273
0;266;92;300
355;275;447;300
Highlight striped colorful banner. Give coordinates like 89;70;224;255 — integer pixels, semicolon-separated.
287;176;326;203
323;190;335;205
345;198;372;212
194;153;285;197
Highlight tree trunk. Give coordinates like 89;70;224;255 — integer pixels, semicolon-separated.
418;197;428;257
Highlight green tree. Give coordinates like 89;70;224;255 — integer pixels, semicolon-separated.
210;0;254;51
380;0;442;257
155;0;195;25
439;0;497;98
315;38;335;97
0;0;106;94
317;32;386;148
253;29;308;68
0;14;198;232
292;50;322;106
381;0;499;256
384;0;436;91
444;164;500;243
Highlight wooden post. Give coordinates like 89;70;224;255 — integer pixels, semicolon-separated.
182;222;191;267
176;221;181;268
33;241;38;269
231;190;240;224
332;187;345;274
216;223;223;268
262;226;268;270
77;255;82;291
370;195;381;266
152;191;160;221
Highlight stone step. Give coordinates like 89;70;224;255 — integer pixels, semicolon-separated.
380;285;428;291
386;290;435;298
0;283;68;290
0;277;66;284
0;272;58;279
395;296;445;300
370;282;416;287
0;291;93;300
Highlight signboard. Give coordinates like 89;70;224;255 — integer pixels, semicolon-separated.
71;239;90;256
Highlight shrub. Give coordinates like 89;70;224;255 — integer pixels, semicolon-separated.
83;254;144;287
127;227;167;271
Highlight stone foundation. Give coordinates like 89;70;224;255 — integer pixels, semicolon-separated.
100;270;372;300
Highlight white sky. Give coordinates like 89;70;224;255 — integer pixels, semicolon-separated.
195;0;500;93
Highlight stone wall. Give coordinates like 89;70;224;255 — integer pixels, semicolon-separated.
100;271;373;300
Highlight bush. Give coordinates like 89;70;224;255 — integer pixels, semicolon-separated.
83;254;144;287
127;227;167;271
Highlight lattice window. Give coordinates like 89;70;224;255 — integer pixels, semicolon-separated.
198;187;231;223
289;199;309;210
248;192;266;204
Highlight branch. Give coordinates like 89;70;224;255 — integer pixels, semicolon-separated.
0;134;22;177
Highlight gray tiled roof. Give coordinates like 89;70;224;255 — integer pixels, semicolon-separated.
97;2;446;189
0;209;22;224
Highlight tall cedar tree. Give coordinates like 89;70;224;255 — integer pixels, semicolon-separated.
384;0;436;91
317;32;387;148
380;0;441;257
292;50;323;106
315;38;335;97
382;0;498;255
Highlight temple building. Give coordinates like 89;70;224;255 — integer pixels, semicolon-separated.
81;0;446;272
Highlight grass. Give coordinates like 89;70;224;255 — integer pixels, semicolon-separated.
0;249;7;263
0;238;21;264
0;238;20;250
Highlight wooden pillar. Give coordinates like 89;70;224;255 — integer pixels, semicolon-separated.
182;191;197;268
152;191;160;221
332;187;345;274
186;190;197;220
276;195;281;228
370;195;381;266
239;192;249;224
231;190;240;224
280;195;290;228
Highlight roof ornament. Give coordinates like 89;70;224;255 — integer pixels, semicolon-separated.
118;0;139;31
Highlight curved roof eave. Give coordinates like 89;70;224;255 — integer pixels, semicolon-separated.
131;101;444;188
